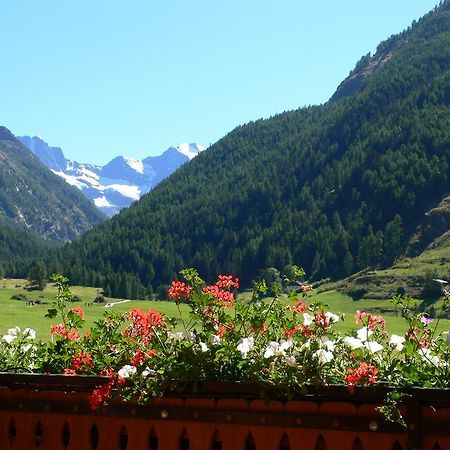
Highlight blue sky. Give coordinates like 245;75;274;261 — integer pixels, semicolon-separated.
0;0;441;165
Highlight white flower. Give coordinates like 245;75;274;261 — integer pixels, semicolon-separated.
319;336;335;352
325;312;340;323
263;340;293;359
7;326;20;337
418;348;441;367
389;334;405;351
343;336;364;349
23;328;36;340
199;342;209;352
303;313;314;326
21;343;35;353
314;349;334;364
118;365;137;378
364;341;383;353
2;334;16;344
356;327;373;342
141;367;156;377
209;334;221;345
237;337;254;357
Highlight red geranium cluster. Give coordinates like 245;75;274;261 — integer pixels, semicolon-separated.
167;281;192;302
88;371;125;410
68;306;85;319
50;324;79;341
284;324;313;339
70;352;94;372
124;308;164;344
130;349;157;366
202;275;240;308
355;310;386;330
345;362;379;394
289;300;307;314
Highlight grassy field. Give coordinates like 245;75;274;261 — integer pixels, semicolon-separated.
1;278;449;340
0;278;189;340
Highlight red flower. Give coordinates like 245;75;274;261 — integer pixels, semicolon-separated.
64;368;76;376
315;312;330;329
168;281;192;302
203;285;235;307
130;349;157;367
69;306;85;319
344;362;379;393
290;301;307;314
89;380;114;410
216;275;239;290
124;308;165;344
355;310;386;330
70;352;94;372
50;323;79;341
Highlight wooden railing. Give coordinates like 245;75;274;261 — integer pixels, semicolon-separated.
0;374;449;450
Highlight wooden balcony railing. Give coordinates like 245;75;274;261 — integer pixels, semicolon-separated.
0;374;449;450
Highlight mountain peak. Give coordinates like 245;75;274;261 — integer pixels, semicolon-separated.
175;143;205;160
20;137;205;217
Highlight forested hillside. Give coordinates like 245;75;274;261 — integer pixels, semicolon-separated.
34;2;450;298
0;128;105;242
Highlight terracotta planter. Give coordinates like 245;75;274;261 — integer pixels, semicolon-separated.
0;374;449;450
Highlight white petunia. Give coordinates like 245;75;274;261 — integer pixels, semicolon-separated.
7;326;21;337
118;365;137;378
319;336;335;352
141;367;156;377
209;334;221;345
263;340;293;359
418;348;441;367
2;334;16;344
364;341;383;353
356;327;373;342
303;313;314;326
199;342;209;352
325;312;340;323
343;336;364;349
237;337;254;357
23;328;36;340
21;343;35;353
389;334;405;351
314;349;334;364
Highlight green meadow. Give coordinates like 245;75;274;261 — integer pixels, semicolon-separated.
0;279;449;340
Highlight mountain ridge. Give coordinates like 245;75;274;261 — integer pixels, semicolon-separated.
0;127;105;243
18;136;205;216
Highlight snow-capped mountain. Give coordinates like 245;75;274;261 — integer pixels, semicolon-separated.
18;136;205;217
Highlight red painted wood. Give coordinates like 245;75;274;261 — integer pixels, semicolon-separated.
0;378;449;450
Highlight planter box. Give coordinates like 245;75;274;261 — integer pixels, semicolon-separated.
0;374;449;450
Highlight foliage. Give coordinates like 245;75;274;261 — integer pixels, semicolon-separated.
1;269;450;425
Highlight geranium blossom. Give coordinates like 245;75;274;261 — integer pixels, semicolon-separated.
303;312;314;326
168;281;192;302
389;334;406;351
118;365;137;378
237;337;254;357
364;341;383;353
314;348;334;364
345;362;379;393
263;340;293;358
356;327;373;342
344;336;364;349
